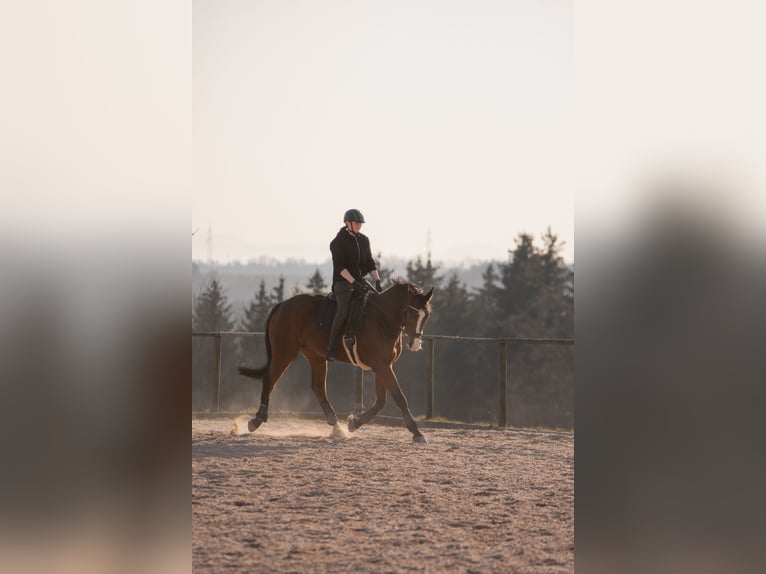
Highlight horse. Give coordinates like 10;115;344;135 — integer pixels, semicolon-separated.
238;280;434;442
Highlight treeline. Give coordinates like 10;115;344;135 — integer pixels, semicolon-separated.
192;229;574;428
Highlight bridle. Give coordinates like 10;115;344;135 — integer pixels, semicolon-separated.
364;291;428;339
402;304;427;339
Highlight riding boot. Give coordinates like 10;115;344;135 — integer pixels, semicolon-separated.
326;280;352;361
326;310;346;361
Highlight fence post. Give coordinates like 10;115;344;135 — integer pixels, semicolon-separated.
355;368;364;412
212;334;222;413
426;338;435;419
498;342;507;427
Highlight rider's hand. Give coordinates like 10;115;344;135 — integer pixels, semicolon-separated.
375;280;382;293
352;279;367;293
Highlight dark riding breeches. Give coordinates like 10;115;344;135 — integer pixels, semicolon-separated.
327;280;353;353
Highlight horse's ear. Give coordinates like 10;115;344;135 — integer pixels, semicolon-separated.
424;287;434;302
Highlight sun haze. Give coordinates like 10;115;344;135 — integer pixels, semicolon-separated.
192;0;573;264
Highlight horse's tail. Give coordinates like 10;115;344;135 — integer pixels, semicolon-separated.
237;303;280;380
237;365;267;379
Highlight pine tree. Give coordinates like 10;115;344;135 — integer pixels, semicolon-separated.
538;227;573;337
431;272;469;334
495;228;573;337
306;268;327;295
497;232;539;319
192;278;234;332
480;262;500;299
192;277;235;412
491;230;574;428
405;255;442;290
240;280;272;332
238;279;273;367
474;262;502;337
271;275;286;303
426;272;475;419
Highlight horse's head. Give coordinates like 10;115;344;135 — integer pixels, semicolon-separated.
402;284;434;352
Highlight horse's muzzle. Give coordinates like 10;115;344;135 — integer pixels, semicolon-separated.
408;337;423;352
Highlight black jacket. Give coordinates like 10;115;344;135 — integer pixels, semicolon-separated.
329;227;377;284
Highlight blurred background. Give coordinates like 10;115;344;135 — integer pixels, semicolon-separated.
2;0;765;573
1;1;190;572
576;1;766;572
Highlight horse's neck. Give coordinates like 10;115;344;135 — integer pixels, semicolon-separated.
379;284;409;315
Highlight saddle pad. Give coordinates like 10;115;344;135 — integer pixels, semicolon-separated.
316;291;368;333
317;296;336;332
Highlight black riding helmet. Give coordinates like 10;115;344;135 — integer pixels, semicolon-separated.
343;209;365;223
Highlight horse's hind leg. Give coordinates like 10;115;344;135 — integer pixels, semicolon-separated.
249;348;298;431
347;377;386;432
305;353;339;426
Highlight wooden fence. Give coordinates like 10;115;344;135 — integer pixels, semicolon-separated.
192;331;574;427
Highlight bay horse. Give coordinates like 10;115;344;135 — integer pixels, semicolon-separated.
238;280;434;442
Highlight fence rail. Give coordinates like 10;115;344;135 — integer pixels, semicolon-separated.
192;331;574;427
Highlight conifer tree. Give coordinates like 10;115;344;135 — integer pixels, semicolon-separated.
473;262;502;337
238;279;273;365
480;262;500;299
496;229;573;337
405;255;442;290
240;280;272;332
192;277;235;411
271;275;286;303
430;272;468;334
306;268;327;295
491;230;574;427
497;232;539;319
192;278;234;332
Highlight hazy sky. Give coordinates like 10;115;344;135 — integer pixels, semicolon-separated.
192;0;572;264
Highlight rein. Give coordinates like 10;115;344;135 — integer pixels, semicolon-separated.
364;291;425;337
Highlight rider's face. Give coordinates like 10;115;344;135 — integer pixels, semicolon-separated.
347;221;363;233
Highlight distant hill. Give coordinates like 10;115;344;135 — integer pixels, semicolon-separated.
192;256;503;324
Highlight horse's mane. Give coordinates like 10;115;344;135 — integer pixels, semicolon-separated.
392;276;423;291
391;276;432;311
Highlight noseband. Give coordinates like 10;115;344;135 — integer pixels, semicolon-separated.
403;304;426;339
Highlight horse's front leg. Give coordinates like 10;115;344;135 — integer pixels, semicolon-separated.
347;376;387;432
375;366;427;443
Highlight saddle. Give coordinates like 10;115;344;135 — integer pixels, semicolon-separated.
317;289;370;338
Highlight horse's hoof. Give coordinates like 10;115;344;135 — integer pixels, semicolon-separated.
331;423;349;439
230;415;254;435
248;418;262;432
413;435;428;444
346;414;358;433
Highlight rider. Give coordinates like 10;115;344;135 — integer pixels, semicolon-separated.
326;209;383;362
